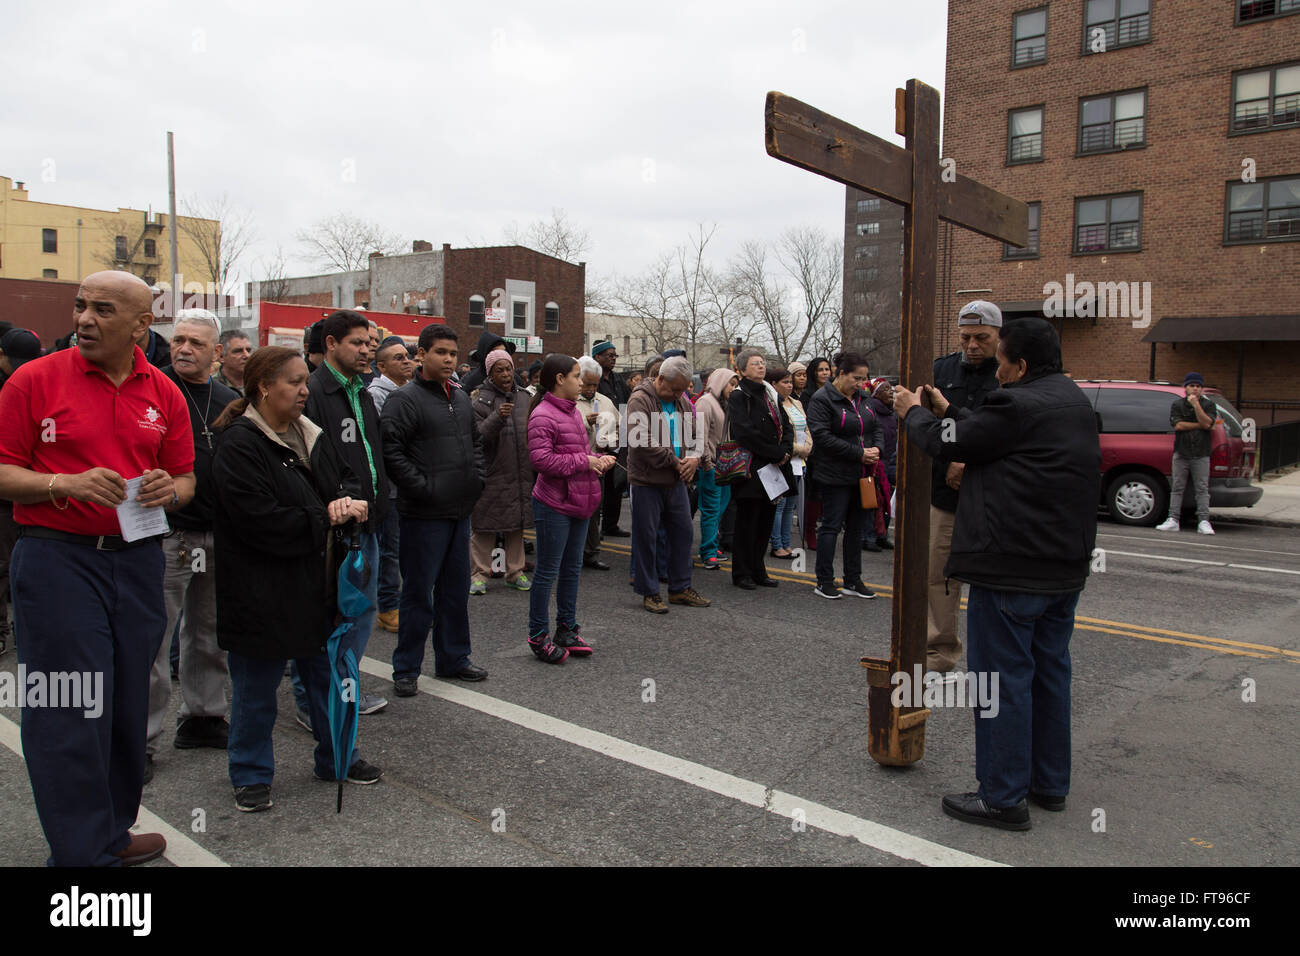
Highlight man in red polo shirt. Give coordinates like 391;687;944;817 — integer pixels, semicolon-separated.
0;270;195;867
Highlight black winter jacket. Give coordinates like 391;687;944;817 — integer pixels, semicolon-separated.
212;412;362;660
931;352;1000;511
304;362;390;531
380;375;485;520
725;378;794;499
903;371;1101;593
807;382;883;488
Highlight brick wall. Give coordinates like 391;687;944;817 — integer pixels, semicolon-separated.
442;245;586;364
941;0;1300;405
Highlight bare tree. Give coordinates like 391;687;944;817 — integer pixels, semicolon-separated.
702;263;758;357
504;208;590;263
775;225;843;365
296;213;404;273
249;246;292;303
730;240;793;362
180;194;256;298
613;252;680;355
673;223;720;365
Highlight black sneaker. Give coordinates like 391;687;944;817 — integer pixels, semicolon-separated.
813;583;843;600
941;791;1030;831
234;784;273;813
174;716;230;749
840;581;878;599
553;623;594;656
393;677;419;697
317;759;384;785
1028;790;1066;812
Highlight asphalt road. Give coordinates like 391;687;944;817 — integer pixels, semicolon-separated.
2;516;1296;868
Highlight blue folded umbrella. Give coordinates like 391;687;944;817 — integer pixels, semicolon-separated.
326;524;372;812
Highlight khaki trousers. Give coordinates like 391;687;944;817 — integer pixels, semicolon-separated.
926;505;964;672
470;530;526;581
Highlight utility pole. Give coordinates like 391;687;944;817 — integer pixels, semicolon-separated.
167;131;180;317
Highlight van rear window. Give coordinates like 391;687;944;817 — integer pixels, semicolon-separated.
1094;388;1176;434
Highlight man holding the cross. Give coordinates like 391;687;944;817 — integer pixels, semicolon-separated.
894;318;1100;830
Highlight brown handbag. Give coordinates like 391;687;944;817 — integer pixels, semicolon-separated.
859;476;878;509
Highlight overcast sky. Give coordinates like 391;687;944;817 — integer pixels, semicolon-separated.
3;0;948;295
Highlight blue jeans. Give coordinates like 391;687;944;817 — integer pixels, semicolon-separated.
229;651;343;786
697;468;731;559
376;502;401;613
965;585;1079;808
529;499;589;638
11;536;165;866
292;531;378;725
770;489;799;550
393;515;473;679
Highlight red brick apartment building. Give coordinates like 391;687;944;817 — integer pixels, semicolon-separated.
938;0;1299;423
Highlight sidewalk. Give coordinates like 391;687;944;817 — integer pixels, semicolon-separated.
1210;468;1300;527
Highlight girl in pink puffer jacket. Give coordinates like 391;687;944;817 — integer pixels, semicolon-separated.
526;354;617;663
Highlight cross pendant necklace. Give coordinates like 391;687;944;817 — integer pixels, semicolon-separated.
180;379;214;450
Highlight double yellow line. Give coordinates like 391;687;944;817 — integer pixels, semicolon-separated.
589;540;1299;663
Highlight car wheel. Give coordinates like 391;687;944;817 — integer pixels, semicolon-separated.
1106;472;1167;527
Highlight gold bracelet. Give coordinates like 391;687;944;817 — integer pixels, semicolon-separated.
48;474;70;510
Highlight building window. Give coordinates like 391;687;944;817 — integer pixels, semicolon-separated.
144;238;157;258
853;292;867;307
1231;63;1300;132
43;268;58;278
42;228;57;253
623;335;630;356
856;198;880;214
854;267;879;282
855;244;878;259
1012;7;1048;67
640;337;647;353
544;301;559;332
468;294;485;326
1083;0;1150;54
1079;90;1147;153
1008;106;1044;163
1226;175;1300;242
512;298;529;333
114;235;128;260
856;222;880;236
1004;202;1041;259
1074;193;1143;253
1237;1;1300;24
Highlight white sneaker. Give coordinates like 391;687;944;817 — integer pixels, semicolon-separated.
1197;520;1215;535
1155;518;1179;531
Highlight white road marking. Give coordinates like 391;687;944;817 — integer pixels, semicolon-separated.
360;657;1004;867
0;712;228;867
1097;531;1300;559
1101;549;1300;576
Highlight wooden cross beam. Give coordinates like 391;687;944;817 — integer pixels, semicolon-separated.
765;80;1029;767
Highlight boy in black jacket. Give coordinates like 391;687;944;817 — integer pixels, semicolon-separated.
381;325;488;695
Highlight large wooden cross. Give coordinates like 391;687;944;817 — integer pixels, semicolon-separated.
765;80;1029;766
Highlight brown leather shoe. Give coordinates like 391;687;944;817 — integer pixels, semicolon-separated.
376;609;399;632
115;832;166;866
668;588;711;607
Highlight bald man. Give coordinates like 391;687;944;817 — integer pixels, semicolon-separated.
0;271;196;866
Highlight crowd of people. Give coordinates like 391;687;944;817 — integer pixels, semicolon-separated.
0;270;1126;863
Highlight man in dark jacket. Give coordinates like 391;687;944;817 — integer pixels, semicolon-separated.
925;301;1003;674
381;324;488;694
301;310;391;719
895;318;1101;831
593;340;632;536
460;329;516;394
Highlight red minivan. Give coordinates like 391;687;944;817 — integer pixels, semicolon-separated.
1076;381;1262;526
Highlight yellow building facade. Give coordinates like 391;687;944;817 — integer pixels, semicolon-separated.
0;175;217;289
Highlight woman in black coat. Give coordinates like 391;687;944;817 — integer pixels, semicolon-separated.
806;351;882;600
211;346;372;813
726;349;794;590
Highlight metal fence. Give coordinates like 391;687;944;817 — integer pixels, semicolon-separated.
1259;421;1300;475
